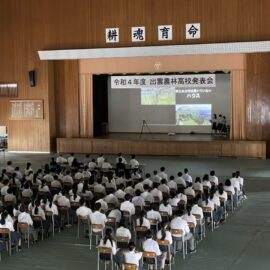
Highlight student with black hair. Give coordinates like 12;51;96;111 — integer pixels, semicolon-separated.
136;210;150;229
156;221;173;251
158;167;168;181
167;175;177;191
124;241;142;269
120;194;135;216
90;203;107;232
143;229;166;269
159;198;172;217
193;177;203;193
99;228;121;267
151;170;162;184
132;189;145;210
116;218;131;240
183;168;192;184
175;171;186;188
209;170;219;186
45;196;60;229
130;155;140;169
0;210;21;250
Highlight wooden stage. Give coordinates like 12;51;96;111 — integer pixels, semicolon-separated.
57;134;266;159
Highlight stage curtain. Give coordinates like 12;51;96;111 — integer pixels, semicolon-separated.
230;70;246;140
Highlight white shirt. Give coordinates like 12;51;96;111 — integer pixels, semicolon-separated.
182;213;197;226
159;204;172;216
142;178;153;187
99;239;117;255
32;206;46;220
209;175;219;186
175;177;186;187
136;217;150;229
216;191;228;201
124;251;142;267
224;185;235;195
130;159;140;169
102;162;112;169
167;180;177;190
0;221;14;232
18;212;33;225
88;161;97;170
76;205;92;218
170;217;190;236
184;187;195;197
183;173;192;183
116;156;127;165
158;171;168;181
116;226;131;240
147;210;162;222
150;188;163;201
143;239;161;256
56;156;67;164
108;209;122;223
156;230;173;245
67;156;74;166
57;196;71;207
90;211;107;230
193;182;203;192
191;204;204;220
120;201;135;215
141;191;154;203
45;202;59;215
62;175;74;184
202;181;211;189
202;200;215;211
97;156;105;168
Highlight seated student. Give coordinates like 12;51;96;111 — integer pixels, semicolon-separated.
56;154;67;164
142;173;153;188
18;204;38;243
170;209;196;253
191;196;204;221
108;208;122;224
184;182;196;197
202;192;220;226
0;210;21;250
76;198;92;219
167;175;177;191
24;162;33;176
202;174;212;191
134;178;144;193
224;179;237;208
62;171;74;185
94;178;106;195
210;187;223;222
143;229;166;269
146;205;162;223
51;175;62;189
183;168;192;184
230;172;241;195
132;189;145;210
115;171;127;188
151;170;162;184
159;198;172;218
44;196;60;228
129;155;140;169
141;184;154;204
14;167;22;181
116;219;132;240
105;173;117;192
1;179;9;196
97;154;105;168
158;167;168;181
88;158;97;171
114;184;126;200
80;180;94;202
182;205;197;239
5;161;14;174
9;172;21;188
99;228;121;267
169;190;181;207
32;200;50;236
175;172;186;188
136;210;151;229
4;187;16;205
120;194;135;216
193;177;203;193
90;203;107;232
156;221;174;257
209;170;219;186
124;181;135;197
38;179;50;194
151;182;163;202
67;153;75;167
57;190;71;207
124;241;143;270
158;179;170;195
102;158;112;170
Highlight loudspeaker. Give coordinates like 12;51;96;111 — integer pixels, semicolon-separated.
28;70;36;87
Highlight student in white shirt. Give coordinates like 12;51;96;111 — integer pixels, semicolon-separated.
136;210;150;229
132;189;145;210
99;228;121;267
159;199;172;218
120;194;135;216
97;154;105;168
170;209;196;253
115;219;131;240
76;198;92;219
147;205;162;223
102;158;112;170
156;221;174;256
182;205;197;228
151;170;162;184
94;178;106;195
129;155;139;169
183;168;192;184
116;152;127;165
56;154;67;164
141;185;154;203
32;200;50;235
108;208;122;223
193;177;203;193
175;172;186;188
24;162;33;176
143;229;166;269
167;175;177;191
202;192;220;226
158;179;170;195
184;182;195;197
0;211;21;249
191;196;204;221
142;173;153;188
224;179;237;210
202;174;212;191
158;167;168;181
209;170;219;186
5;161;14;174
62;171;74;185
67;153;75;166
124;242;142;270
151;182;163;202
88;158;97;171
90;203;107;232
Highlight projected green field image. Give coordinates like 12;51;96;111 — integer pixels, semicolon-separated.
176;104;211;126
141;88;176;105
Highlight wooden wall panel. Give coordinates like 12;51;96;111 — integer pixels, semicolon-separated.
54;60;80;138
1;0;270;151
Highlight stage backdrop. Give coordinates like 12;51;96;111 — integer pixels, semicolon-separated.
108;73;230;133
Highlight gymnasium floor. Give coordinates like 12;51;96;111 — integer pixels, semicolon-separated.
0;153;270;269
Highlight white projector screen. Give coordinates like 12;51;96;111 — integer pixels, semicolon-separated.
108;73;230;133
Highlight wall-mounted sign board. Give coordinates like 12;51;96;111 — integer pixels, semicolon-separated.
10;100;43;120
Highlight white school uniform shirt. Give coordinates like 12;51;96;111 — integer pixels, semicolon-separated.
15;170;22;180
32;206;46;220
105;180;117;191
5;165;14;174
62;175;74;185
124;186;135;196
45;202;59;215
184;187;195;197
159;204;172;216
120;201;135;215
182;213;197;226
76;205;92;218
115;177;126;187
158;171;168;181
158;184;170;194
202;181;211;189
236;176;244;186
88;161;97;170
142;178;153;187
169;197;180;207
51;180;62;188
224;185;235;195
96;199;108;213
104;194;119;206
141;191;154;203
147;210;162;222
18;212;33;225
191;204;204;220
44;174;54;183
1;186;9;196
175;177;186;187
4;194;16;203
202;200;215;211
116;226;131;240
57;196;71;207
0;214;14;225
75;172;84;180
39;185;50;193
193;182;203;192
168;180;177;190
156;230;173;245
108;209;122;223
70;195;81;203
134;182;144;193
124;251;142;267
94;184;106;194
209;175;219;186
150;188;163;201
90;211;107;230
143;239;162;256
67;156;74;166
0;221;14;232
136;217;151;229
216;191;228;201
114;190;126;200
97;157;105;168
151;174;162;184
183;173;192;183
130;159;140;169
83;170;91;179
102;162;112;169
170;216;190;237
231;178;241;192
99;239;117;255
56;156;67;164
132;196;145;208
